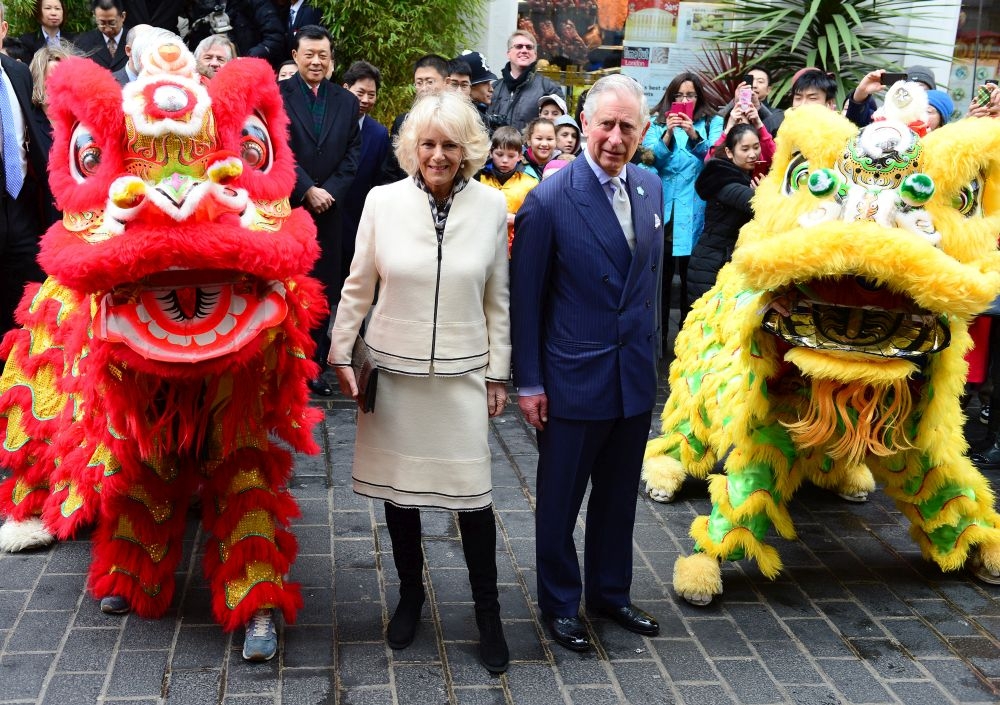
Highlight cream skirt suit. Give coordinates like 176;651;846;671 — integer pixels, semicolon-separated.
331;178;511;510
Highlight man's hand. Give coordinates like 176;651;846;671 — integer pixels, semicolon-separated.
518;392;548;430
305;185;335;214
852;70;886;103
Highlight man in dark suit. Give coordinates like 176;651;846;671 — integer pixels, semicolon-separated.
0;7;50;338
510;74;663;652
340;59;389;284
280;24;360;395
285;0;322;61
75;0;129;73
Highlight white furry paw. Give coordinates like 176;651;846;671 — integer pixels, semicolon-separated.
647;484;675;503
837;490;869;503
969;550;1000;586
681;592;714;607
0;517;55;552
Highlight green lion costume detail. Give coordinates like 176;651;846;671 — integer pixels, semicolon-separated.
644;104;1000;606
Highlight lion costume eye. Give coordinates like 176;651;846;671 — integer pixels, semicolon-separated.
240;114;272;172
70;123;102;183
950;177;982;218
783;153;810;195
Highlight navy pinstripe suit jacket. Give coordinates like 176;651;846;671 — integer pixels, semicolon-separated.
510;155;663;420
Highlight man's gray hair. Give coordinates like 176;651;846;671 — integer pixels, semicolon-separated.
195;34;237;61
583;74;649;124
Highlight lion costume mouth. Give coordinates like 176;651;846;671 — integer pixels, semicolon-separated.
760;276;950;359
95;270;288;362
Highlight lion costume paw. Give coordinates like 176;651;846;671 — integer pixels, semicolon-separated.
0;518;55;552
969;543;1000;585
642;455;688;503
673;553;722;606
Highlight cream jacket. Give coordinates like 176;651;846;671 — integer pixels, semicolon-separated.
331;177;511;381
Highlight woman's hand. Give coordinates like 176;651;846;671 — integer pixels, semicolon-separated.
487;381;508;418
676;113;698;139
750;174;763;190
726;106;745;131
662;114;680;144
745;105;762;128
333;365;359;400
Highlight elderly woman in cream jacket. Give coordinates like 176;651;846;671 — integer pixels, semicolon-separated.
329;91;511;674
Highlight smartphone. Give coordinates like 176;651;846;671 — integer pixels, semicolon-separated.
741;74;755;88
669;101;695;119
881;71;907;86
736;85;753;109
974;85;992;108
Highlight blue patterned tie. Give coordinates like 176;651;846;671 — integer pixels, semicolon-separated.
0;75;23;199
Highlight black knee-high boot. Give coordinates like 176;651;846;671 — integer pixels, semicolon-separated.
384;502;425;649
458;507;509;673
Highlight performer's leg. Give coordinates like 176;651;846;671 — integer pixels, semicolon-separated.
200;445;302;634
88;453;192;618
383;501;424;649
882;451;1000;583
535;417;608;617
584;411;651;608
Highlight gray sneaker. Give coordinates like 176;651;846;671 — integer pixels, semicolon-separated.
100;595;130;615
242;609;278;662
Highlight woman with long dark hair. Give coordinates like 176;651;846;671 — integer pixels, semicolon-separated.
686;123;761;306
640;72;720;346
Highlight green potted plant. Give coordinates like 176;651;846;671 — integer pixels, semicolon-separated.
714;0;952;106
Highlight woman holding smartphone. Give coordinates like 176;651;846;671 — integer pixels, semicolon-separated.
640;73;720;346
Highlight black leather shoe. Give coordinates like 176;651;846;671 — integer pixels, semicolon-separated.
590;603;659;636
971;437;1000;471
543;615;591;652
307;376;333;396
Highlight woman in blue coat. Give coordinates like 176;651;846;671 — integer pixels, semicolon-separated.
640;73;720;345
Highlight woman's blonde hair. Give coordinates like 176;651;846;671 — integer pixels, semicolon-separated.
395;91;490;181
29;43;81;107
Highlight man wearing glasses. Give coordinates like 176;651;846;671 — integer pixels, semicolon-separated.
490;30;564;132
76;0;128;72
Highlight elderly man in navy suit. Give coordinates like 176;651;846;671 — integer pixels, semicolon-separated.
511;74;663;652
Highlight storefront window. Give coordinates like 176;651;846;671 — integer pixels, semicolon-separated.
950;0;1000;116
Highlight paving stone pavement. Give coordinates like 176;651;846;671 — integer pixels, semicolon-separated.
2;371;1000;705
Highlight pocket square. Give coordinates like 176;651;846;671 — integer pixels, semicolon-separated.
654;213;661;228
637;185;646;197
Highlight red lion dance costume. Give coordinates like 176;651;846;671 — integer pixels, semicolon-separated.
0;37;324;636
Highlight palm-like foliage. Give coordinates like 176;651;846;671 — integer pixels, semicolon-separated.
696;41;761;110
716;0;952;106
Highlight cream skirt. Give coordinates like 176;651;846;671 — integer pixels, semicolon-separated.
352;369;492;510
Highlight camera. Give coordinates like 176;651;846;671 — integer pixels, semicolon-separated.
484;113;509;131
192;2;233;34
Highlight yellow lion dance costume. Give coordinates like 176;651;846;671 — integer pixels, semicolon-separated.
644;103;1000;606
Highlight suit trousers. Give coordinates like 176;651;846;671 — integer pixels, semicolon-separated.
534;410;652;616
309;205;343;364
0;180;43;339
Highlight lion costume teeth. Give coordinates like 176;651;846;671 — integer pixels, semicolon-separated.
645;105;1000;605
0;38;324;631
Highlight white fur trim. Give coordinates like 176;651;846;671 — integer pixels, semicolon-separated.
0;517;55;552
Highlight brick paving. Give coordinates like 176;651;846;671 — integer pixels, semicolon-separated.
2;372;1000;704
